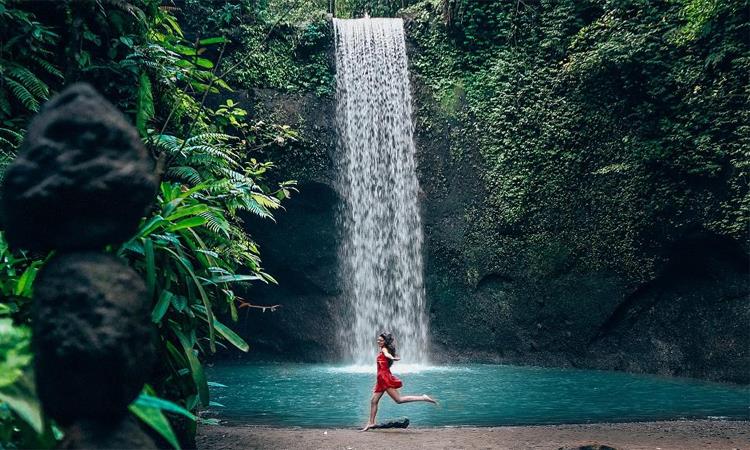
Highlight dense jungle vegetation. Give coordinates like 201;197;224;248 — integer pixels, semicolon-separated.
0;0;311;448
0;0;747;448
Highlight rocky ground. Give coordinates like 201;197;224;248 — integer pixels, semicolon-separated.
197;420;750;450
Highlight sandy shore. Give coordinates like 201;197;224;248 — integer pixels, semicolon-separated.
197;420;750;449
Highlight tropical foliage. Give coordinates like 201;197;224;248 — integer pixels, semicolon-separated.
0;0;296;448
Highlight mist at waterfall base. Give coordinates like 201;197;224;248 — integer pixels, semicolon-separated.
206;363;750;427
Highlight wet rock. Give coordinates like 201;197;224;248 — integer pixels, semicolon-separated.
1;82;157;252
558;446;620;450
371;417;410;429
32;252;155;424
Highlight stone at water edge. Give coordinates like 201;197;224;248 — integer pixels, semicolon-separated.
370;417;410;429
558;445;621;450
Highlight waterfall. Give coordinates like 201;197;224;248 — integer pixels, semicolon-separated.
333;18;429;366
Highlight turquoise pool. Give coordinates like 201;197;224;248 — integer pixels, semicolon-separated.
206;363;749;427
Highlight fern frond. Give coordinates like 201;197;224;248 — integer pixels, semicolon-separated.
251;192;281;210
204;179;234;195
183;145;240;165
7;65;49;99
151;134;181;152
243;197;275;220
5;79;39;111
185;133;234;145
0;136;18;151
30;56;63;79
223;168;254;184
0;90;11;116
199;210;230;235
184;153;225;168
0;127;23;144
167;166;203;185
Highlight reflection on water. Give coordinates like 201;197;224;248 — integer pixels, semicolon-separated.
206;363;750;427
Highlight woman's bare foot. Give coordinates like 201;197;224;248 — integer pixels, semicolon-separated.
422;394;437;404
359;423;376;432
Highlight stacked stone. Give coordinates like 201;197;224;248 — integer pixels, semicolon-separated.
1;83;159;448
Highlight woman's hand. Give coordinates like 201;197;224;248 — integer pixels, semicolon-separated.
393;356;401;361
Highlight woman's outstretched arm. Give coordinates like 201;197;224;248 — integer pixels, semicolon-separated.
381;348;400;361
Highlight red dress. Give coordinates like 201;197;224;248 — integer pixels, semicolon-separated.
373;351;403;393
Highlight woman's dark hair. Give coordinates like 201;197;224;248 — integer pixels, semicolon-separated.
379;332;397;367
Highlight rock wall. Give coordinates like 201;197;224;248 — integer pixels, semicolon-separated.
415;93;750;382
231;88;344;362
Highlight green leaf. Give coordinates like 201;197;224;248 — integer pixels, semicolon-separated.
211;274;262;284
163;247;215;351
172;44;197;56
137;215;167;238
136;72;154;137
193;58;214;69
152;290;173;323
132;392;196;421
173;327;209;406
171;295;187;312
129;394;182;450
130;406;180;449
165;204;210;221
198;37;229;46
213;319;249;352
167;216;208;232
13;261;40;297
0;374;43;434
191;305;248;352
144;237;155;299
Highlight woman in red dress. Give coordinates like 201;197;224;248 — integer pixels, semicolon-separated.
361;332;437;431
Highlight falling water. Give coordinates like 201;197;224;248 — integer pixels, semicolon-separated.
334;18;429;366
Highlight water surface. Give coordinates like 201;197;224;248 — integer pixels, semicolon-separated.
207;363;750;427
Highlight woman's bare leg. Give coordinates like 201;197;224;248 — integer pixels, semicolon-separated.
361;391;384;431
386;388;438;404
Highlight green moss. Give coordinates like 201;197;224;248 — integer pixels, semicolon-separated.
227;19;335;97
407;0;749;284
180;2;335;98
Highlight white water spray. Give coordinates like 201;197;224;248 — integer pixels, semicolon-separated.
333;18;429;366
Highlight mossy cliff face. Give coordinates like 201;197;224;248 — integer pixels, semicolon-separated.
404;0;748;382
235;3;749;382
